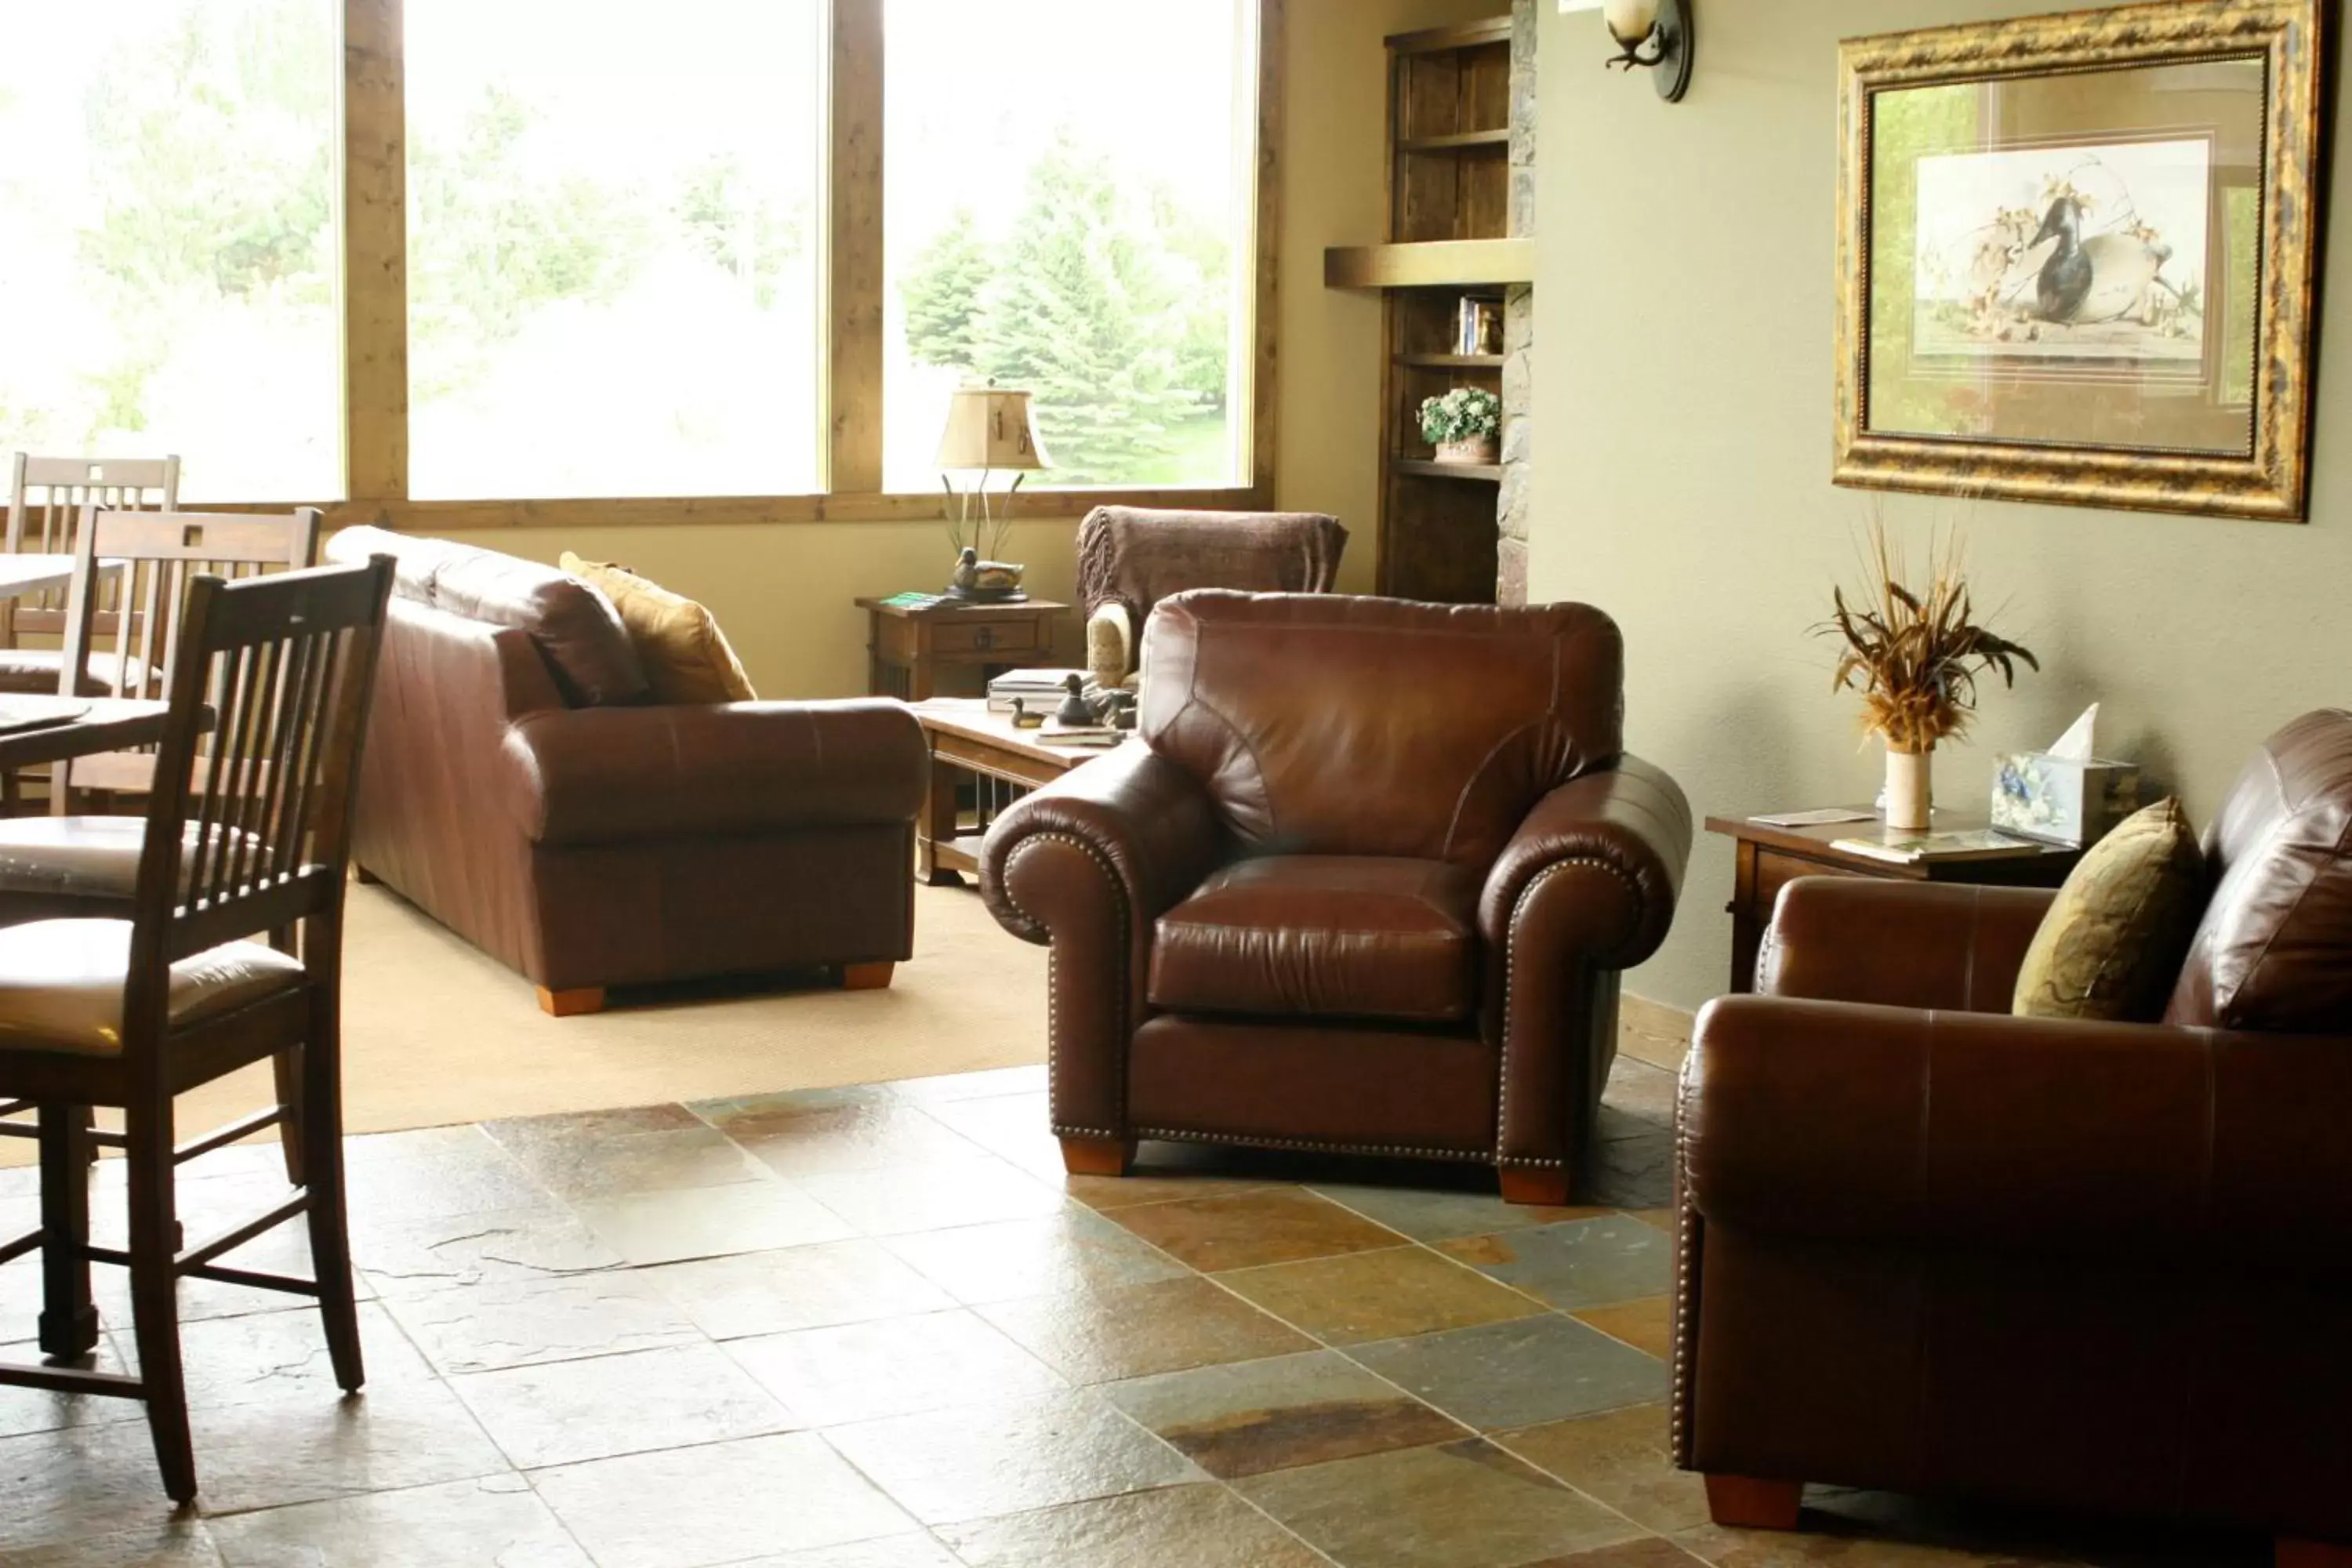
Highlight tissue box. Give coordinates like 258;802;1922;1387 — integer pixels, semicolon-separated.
1991;753;2141;848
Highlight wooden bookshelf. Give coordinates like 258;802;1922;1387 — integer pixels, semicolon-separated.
1327;15;1513;605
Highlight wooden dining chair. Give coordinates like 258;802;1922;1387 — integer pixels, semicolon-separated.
50;506;322;809
0;553;396;1503
2;455;181;695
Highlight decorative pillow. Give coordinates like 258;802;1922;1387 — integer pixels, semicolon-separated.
559;554;756;706
2013;798;2205;1022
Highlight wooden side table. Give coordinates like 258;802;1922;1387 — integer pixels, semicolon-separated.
1705;811;2083;995
857;596;1068;701
909;700;1131;884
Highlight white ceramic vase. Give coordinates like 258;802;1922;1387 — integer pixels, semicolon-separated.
1884;745;1933;831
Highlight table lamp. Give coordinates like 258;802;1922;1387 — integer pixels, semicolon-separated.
937;384;1049;601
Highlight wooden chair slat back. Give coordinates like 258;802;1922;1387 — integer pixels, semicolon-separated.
61;508;322;706
5;455;180;637
122;559;396;1036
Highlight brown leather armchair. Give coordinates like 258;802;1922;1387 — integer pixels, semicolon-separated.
1676;710;2352;1559
979;591;1691;1203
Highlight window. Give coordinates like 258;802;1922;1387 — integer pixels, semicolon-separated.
883;0;1257;490
0;0;343;501
403;0;826;499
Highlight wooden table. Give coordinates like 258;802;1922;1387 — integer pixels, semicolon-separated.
858;596;1068;701
0;554;82;601
911;699;1134;884
1706;810;2083;995
0;699;172;770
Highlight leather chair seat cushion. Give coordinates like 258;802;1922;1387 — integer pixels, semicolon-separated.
0;648;149;698
0;817;258;900
1149;855;1479;1022
560;553;757;705
0;919;302;1055
328;526;650;709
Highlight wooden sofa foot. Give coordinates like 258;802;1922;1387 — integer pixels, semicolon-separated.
2278;1541;2352;1567
1059;1136;1136;1177
535;986;606;1018
840;962;895;991
1705;1475;1802;1530
1498;1164;1573;1207
352;864;382;885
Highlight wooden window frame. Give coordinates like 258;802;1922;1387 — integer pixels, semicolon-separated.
312;0;1279;531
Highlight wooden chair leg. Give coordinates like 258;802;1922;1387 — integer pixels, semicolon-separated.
351;864;381;885
1059;1136;1135;1177
840;962;895;992
2278;1541;2352;1567
271;1045;306;1187
35;1104;99;1361
1498;1164;1573;1207
124;1102;197;1504
301;978;364;1394
535;986;605;1018
1705;1474;1803;1530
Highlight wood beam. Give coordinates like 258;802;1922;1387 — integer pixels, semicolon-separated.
827;0;886;495
342;0;408;505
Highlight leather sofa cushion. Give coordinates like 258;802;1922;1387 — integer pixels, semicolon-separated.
1139;592;1624;868
329;527;649;708
560;553;756;704
1149;855;1479;1022
2166;709;2352;1032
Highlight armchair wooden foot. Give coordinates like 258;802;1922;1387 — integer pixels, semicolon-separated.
1059;1136;1136;1177
351;865;382;885
2278;1541;2352;1567
840;962;895;991
1498;1164;1573;1207
535;986;606;1018
1704;1475;1803;1530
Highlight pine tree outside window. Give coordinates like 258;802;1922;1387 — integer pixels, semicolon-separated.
883;0;1255;491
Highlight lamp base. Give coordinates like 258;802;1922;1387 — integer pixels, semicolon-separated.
943;585;1029;604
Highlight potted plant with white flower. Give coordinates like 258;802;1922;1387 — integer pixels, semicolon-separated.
1419;386;1501;466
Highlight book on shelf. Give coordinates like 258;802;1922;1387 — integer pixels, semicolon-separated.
1831;828;2045;866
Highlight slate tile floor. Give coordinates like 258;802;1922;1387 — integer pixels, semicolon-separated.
0;1057;2271;1566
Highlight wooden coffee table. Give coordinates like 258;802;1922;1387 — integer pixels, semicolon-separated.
910;699;1135;884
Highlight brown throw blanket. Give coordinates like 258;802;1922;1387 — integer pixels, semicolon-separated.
1075;506;1348;633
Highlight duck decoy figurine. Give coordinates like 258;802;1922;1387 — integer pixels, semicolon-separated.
1009;697;1044;729
1054;673;1098;728
2029;195;2173;328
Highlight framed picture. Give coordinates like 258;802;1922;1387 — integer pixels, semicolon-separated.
1834;0;2325;521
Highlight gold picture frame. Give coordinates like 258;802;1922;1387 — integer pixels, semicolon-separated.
1834;0;2325;522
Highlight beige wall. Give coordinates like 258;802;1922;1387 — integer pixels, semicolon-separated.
405;0;1494;698
1534;0;2352;1011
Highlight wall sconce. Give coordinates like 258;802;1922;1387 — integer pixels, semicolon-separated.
1600;0;1693;103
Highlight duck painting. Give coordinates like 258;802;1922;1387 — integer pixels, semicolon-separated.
2029;195;2174;328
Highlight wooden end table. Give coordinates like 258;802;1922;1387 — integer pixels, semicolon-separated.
1706;810;2083;994
857;595;1069;701
910;699;1134;884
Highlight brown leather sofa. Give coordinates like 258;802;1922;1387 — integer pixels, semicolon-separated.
1676;709;2352;1556
979;591;1691;1203
325;528;927;1016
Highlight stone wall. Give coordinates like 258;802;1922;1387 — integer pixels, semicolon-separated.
1497;0;1537;604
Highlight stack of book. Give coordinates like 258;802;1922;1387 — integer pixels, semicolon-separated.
985;669;1098;714
1830;828;2043;866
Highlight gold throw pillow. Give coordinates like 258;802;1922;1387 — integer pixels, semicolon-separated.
559;553;756;706
2013;798;2205;1022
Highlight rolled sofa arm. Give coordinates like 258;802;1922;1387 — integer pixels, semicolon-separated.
502;699;927;847
980;744;1229;1144
1759;878;2056;1013
1479;754;1692;970
1682;994;2352;1260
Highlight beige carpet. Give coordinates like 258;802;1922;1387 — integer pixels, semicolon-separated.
0;880;1047;1167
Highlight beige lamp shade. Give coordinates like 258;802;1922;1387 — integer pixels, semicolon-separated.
936;386;1051;471
1602;0;1659;41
